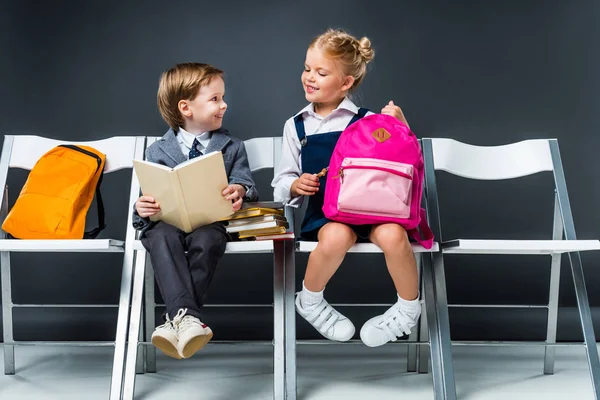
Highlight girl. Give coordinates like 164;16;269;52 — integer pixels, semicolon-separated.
272;29;420;347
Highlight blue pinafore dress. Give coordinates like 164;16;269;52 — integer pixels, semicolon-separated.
294;107;370;241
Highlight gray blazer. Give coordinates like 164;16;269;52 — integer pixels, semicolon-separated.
132;128;258;232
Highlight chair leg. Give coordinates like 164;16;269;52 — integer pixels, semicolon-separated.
136;314;145;374
569;252;600;399
545;196;563;374
544;251;561;374
418;286;430;374
273;241;286;400
1;251;14;375
144;253;157;373
284;240;297;400
122;249;147;400
407;254;422;372
109;248;136;400
422;252;457;400
407;329;419;373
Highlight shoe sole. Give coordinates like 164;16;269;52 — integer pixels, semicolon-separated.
152;336;182;360
180;332;213;359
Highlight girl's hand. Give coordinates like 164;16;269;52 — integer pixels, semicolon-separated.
291;173;320;196
136;196;161;218
381;100;410;128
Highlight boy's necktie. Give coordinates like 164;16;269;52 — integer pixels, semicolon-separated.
189;138;203;159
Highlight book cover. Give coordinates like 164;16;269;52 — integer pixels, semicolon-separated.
237;226;287;238
220;207;284;221
226;219;289;234
225;214;287;227
133;151;233;233
241;201;284;209
254;232;295;241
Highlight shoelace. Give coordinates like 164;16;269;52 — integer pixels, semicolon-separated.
306;300;340;335
380;306;415;343
172;308;203;332
156;314;175;330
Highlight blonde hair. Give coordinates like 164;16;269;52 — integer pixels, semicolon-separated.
309;29;375;88
157;62;224;130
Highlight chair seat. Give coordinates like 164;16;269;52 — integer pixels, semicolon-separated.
442;239;600;255
0;239;124;252
132;239;284;254
297;241;439;253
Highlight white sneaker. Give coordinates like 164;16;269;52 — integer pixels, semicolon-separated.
172;308;213;359
360;301;421;347
151;316;181;359
295;293;355;342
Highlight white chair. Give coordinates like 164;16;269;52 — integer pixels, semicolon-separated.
290;202;449;398
0;135;146;400
421;138;600;398
122;136;297;400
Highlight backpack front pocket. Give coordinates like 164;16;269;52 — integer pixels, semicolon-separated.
335;158;413;218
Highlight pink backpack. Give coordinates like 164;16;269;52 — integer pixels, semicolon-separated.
322;114;434;248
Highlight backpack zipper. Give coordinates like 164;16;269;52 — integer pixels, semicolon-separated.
332;165;412;180
58;145;102;173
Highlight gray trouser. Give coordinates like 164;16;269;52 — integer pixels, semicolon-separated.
141;221;228;320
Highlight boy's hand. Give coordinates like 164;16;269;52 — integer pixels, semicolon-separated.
381;100;410;128
136;196;160;218
291;173;320;196
223;184;245;212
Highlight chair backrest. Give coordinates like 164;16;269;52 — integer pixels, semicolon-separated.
145;136;283;174
244;137;282;172
2;135;143;172
0;135;146;238
421;138;578;241
427;138;554;180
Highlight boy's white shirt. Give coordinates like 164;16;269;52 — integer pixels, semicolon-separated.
177;127;212;159
271;96;373;205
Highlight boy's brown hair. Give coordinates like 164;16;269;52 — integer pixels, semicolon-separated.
157;62;224;130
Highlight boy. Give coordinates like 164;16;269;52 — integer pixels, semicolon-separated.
132;62;258;359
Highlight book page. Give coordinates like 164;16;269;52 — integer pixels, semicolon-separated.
175;151;233;231
133;160;185;230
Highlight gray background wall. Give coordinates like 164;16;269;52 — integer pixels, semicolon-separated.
0;0;599;342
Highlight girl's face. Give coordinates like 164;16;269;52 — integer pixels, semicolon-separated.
301;47;354;107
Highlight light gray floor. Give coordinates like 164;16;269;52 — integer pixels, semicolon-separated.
0;343;594;399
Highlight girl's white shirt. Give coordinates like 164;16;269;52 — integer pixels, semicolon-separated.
271;96;373;205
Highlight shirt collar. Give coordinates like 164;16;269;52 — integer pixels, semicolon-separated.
293;96;359;118
178;127;211;149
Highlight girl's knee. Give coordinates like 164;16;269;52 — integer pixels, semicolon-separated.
317;223;356;255
371;224;410;253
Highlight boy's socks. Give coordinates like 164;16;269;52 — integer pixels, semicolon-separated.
299;281;324;310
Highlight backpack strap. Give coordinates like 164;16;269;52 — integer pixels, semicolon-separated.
347;107;369;126
295;107;369;146
83;171;106;239
294;114;308;146
408;208;434;249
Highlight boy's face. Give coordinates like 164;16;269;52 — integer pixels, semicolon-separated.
179;76;227;133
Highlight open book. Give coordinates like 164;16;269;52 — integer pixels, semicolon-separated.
133;151;233;233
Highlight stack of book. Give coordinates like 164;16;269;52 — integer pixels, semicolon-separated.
221;202;294;241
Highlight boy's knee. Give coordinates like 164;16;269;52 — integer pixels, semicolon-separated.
188;225;228;253
143;222;182;243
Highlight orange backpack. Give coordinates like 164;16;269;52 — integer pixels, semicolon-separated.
2;145;106;239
